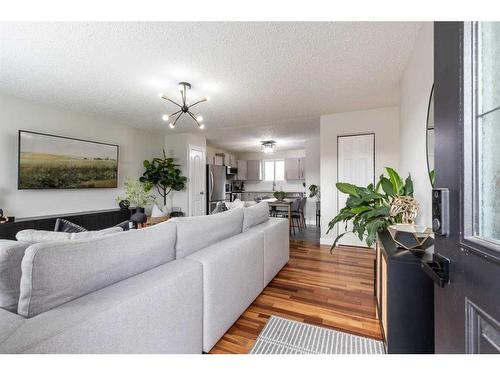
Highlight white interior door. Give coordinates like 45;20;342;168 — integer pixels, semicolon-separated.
189;145;205;217
337;133;375;247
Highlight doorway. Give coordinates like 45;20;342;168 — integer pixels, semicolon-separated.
336;133;375;246
188;145;205;217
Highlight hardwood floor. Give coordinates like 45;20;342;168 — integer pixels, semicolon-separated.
290;225;321;243
209;238;382;354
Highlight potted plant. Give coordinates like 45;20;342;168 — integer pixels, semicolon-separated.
273;191;286;201
327;167;416;251
139;150;187;207
116;177;156;213
309;184;320;200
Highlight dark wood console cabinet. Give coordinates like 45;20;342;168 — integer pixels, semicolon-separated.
0;209;131;240
375;230;435;353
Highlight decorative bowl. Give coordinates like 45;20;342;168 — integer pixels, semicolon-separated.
388;224;433;251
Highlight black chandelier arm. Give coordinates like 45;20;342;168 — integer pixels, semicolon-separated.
172;111;183;126
169;109;182;117
187;111;201;126
161;96;182;108
187;98;207;109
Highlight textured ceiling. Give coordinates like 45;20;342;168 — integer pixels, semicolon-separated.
0;22;422;152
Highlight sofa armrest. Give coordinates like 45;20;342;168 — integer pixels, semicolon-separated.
0;259;203;354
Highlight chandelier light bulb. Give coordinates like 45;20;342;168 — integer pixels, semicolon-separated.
169;123;176;129
162;114;169;122
158;92;164;98
205;96;210;102
199;124;205;130
196;115;203;122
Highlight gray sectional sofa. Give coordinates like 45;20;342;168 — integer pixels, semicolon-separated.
0;202;289;353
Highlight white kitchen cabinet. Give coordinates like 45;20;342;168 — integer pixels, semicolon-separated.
223;153;237;167
246;160;262;180
285;158;300;180
206;151;215;165
285;158;306;180
214;154;224;166
237;160;247;180
299;157;306;180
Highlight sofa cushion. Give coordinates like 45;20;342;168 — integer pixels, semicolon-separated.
16;227;123;244
248;217;290;286
0;240;31;313
173;208;244;259
186;230;265;351
69;227;123;240
243;201;270;231
17;220;177;318
54;218;87;233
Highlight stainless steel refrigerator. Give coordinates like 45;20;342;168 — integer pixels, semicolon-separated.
206;165;226;214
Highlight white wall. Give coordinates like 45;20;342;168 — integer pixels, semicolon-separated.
399;23;434;226
164;133;206;215
237;149;306;193
320;106;400;245
305;138;320;224
0;94;165;218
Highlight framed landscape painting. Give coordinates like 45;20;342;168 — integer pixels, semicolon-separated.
18;130;119;189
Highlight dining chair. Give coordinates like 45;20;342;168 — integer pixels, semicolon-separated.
299;197;307;229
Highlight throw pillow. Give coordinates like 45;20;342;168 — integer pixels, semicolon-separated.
243;201;270;231
211;201;228;214
230;198;245;209
54;218;87;233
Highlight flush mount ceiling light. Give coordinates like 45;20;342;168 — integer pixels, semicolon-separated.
261;140;277;154
159;82;209;130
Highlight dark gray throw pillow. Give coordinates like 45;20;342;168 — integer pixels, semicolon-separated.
211;201;228;214
54;218;87;233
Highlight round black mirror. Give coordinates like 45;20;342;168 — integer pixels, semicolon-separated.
426;84;435;187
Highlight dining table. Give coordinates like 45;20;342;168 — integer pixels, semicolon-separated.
261;198;294;234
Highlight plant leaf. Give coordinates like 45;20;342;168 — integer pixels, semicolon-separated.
380;177;395;196
336;182;360;197
404;174;414;197
386;167;403;195
330;232;348;253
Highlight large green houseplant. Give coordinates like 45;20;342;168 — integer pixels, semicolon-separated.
139;150;188;206
327;167;414;250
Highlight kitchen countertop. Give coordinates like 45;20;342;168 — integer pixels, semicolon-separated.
229;191;304;194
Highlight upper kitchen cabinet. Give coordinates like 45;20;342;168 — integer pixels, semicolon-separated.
299;157;306;180
246;160;262;180
237;160;247;180
285;157;306;180
224;153;237;167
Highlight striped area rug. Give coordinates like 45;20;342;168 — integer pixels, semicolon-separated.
249;316;385;354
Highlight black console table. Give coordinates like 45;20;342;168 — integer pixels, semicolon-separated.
375;230;435;353
0;208;131;240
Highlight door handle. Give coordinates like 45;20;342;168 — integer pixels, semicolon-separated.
200;191;204;195
209;171;214;200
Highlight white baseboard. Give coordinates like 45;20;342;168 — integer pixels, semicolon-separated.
320;237;334;246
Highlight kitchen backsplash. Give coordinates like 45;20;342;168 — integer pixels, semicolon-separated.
243;180;306;193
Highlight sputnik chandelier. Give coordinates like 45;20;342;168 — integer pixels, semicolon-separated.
159;82;209;130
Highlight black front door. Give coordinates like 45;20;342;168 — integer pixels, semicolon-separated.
434;22;500;353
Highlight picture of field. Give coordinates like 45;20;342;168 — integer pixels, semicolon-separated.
19;131;118;189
